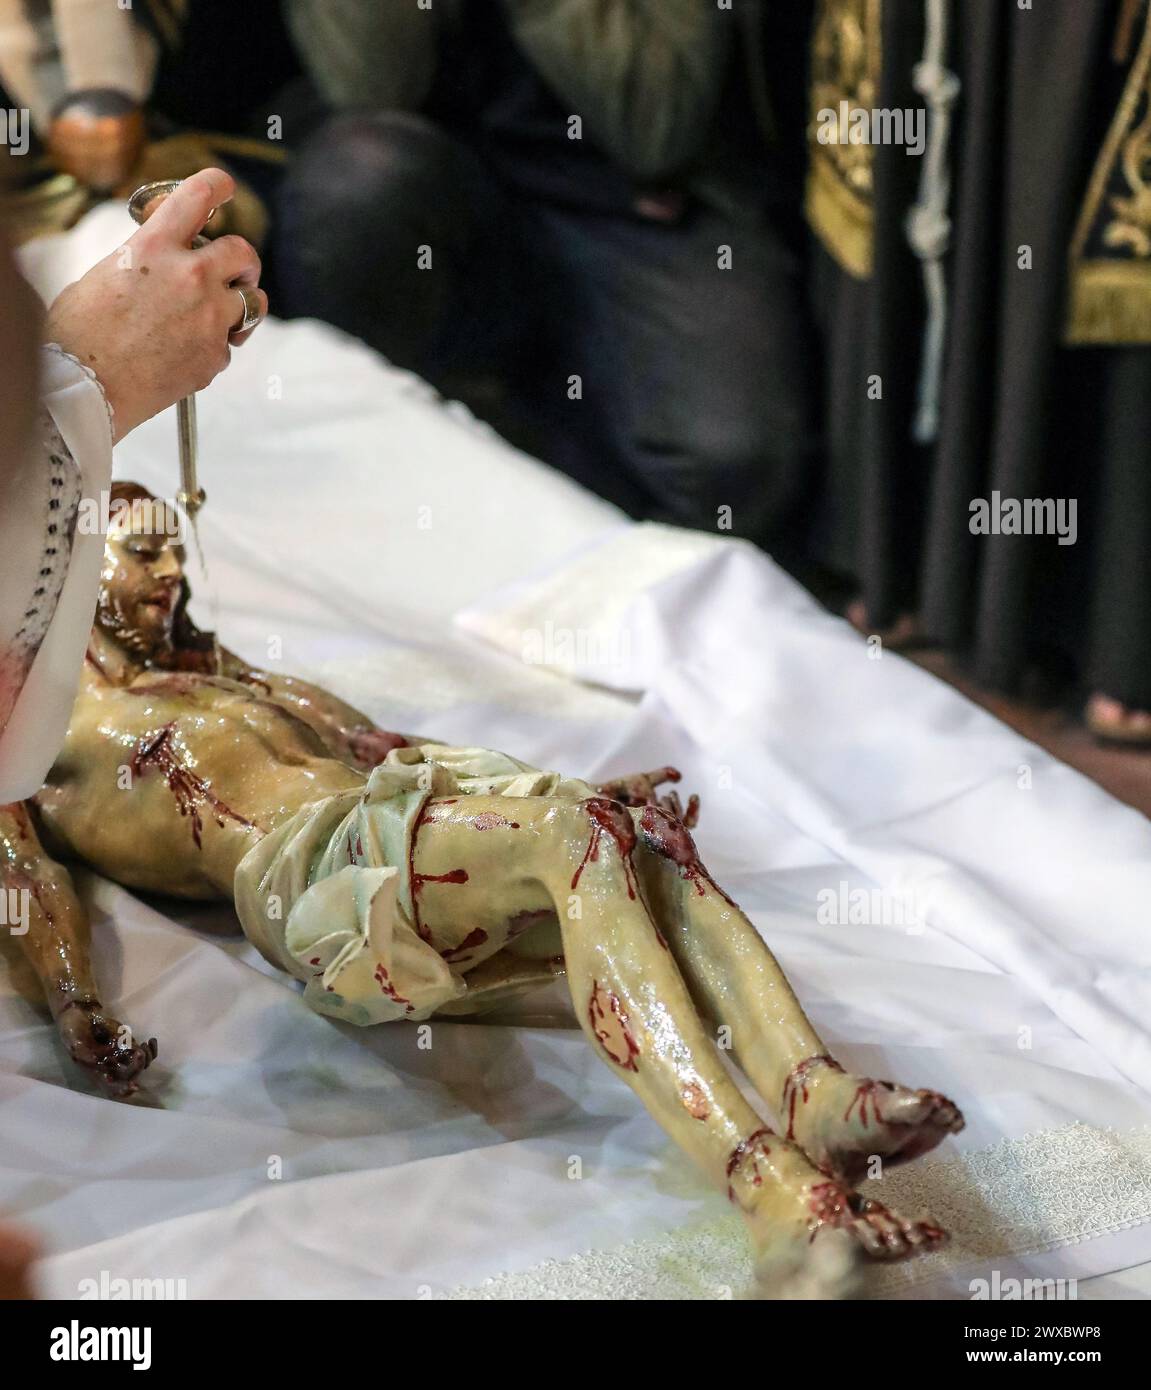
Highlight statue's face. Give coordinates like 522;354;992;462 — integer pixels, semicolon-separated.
97;507;185;657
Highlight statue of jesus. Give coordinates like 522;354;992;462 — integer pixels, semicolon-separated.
0;484;963;1295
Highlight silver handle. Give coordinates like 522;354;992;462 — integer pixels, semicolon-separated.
126;179;214;518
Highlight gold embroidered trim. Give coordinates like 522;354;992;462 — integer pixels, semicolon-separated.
1065;3;1151;345
805;0;882;279
806;152;875;278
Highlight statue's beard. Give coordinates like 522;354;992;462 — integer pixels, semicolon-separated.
96;579;217;673
95;585;174;663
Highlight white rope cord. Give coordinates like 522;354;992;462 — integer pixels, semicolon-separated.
906;0;961;444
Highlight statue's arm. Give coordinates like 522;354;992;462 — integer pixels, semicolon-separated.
0;800;155;1094
216;649;415;770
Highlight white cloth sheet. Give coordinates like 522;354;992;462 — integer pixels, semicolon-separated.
1;205;1149;1300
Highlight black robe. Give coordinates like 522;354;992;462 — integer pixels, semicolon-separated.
810;0;1151;708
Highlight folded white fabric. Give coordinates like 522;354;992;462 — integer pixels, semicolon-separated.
458;524;1151;1094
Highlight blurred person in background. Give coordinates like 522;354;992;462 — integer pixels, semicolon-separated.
0;0;157;195
274;0;820;554
0;0;299;246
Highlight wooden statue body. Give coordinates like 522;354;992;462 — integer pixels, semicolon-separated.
1;485;967;1297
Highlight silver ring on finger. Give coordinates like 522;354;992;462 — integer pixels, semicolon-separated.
230;284;263;336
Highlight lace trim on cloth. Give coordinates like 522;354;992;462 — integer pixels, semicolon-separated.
438;1122;1151;1300
42;342;115;434
0;409;82;730
12;409;82;655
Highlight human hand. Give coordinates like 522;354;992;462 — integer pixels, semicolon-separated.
44;169;267;442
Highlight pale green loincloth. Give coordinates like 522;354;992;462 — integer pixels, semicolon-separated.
234;743;593;1026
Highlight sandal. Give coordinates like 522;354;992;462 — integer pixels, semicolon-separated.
1085;693;1151;747
845;600;930;653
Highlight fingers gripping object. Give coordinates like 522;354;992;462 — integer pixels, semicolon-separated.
127;178;239;520
128;181;206;517
233;286;263;334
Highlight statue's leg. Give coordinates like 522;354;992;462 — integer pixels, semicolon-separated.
632;806;964;1184
533;800;948;1287
433;950;565;1017
411;793;945;1288
0;803;156;1094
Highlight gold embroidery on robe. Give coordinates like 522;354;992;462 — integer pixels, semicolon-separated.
805;0;883;279
1065;4;1151;345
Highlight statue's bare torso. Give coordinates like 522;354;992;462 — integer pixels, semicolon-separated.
38;660;562;976
38;664;363;899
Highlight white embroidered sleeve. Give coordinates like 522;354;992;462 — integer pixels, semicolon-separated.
0;408;82;727
0;344;114;802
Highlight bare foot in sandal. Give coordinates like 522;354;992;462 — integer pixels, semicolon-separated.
845;600;927;651
1085;694;1151;747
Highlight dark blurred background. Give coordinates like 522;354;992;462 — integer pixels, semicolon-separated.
4;0;1151;798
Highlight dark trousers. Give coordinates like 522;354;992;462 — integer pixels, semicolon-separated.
274;112;819;545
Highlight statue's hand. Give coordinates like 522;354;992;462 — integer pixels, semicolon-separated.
346;727;408;769
595;766;700;829
56;1003;157;1098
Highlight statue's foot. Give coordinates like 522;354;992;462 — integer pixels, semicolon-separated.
730;1128;947;1298
749;1173;947;1299
783;1055;964;1184
753;1226;860;1300
57;1001;157;1098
